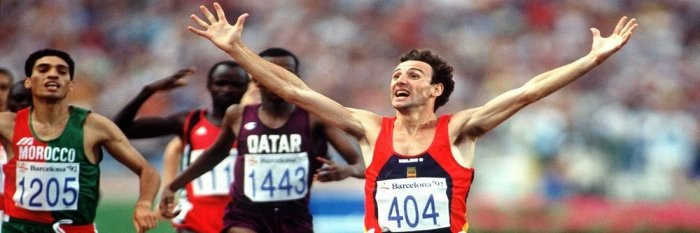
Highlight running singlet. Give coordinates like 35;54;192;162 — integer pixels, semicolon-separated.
0;144;6;212
4;107;100;226
364;116;475;233
174;110;236;233
232;104;323;212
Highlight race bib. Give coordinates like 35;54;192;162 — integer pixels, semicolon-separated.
375;177;450;232
190;149;236;196
13;161;80;211
244;152;309;202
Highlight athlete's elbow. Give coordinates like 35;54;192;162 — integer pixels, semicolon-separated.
140;164;160;182
520;86;544;104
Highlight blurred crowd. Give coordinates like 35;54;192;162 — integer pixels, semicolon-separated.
1;0;698;209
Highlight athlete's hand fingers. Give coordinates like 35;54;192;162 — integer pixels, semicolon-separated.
134;219;142;233
314;173;330;182
158;191;179;218
144;212;157;230
316;157;334;166
199;5;217;24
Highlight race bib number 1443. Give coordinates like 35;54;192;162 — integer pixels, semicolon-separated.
244;152;309;202
14;161;80;211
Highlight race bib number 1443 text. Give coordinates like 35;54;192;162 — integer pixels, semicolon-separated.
244;152;309;202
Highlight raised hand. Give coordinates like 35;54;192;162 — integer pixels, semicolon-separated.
188;2;248;53
133;202;158;233
158;187;181;219
589;16;638;62
144;67;194;92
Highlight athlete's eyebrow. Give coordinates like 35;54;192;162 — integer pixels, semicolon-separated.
392;67;425;74
35;63;68;70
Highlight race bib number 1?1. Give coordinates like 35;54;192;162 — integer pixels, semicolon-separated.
244;152;309;202
375;177;450;232
190;149;236;196
14;161;80;211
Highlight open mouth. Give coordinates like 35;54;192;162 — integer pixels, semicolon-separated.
394;89;410;99
44;81;61;90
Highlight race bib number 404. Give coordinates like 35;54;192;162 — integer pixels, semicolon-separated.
13;161;80;211
190;149;236;196
375;177;450;232
244;152;309;202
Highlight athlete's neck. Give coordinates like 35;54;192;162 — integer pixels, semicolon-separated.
395;107;437;135
209;104;230;126
260;99;294;117
31;100;70;125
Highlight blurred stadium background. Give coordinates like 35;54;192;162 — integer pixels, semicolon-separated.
2;0;699;232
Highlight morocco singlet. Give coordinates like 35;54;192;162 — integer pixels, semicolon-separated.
230;104;324;214
3;106;98;232
364;116;475;233
173;110;236;233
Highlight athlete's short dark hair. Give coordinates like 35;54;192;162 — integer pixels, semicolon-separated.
400;49;454;111
0;67;13;83
258;48;300;73
207;60;244;86
25;49;75;80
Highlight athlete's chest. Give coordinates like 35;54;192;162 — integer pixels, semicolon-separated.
392;128;436;156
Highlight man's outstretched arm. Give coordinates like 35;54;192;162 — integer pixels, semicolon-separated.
187;3;369;139
454;16;638;139
113;68;193;138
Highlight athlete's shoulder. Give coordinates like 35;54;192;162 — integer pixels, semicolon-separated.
347;108;381;123
0;111;18;140
0;111;17;123
225;104;246;117
84;112;121;133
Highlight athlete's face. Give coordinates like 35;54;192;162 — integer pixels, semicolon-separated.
0;73;10;111
208;65;249;108
390;60;441;110
258;56;297;102
26;56;74;102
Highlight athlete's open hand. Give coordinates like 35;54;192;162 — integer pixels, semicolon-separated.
133;201;158;233
188;2;248;53
314;157;355;182
144;67;194;92
588;16;638;63
158;187;181;219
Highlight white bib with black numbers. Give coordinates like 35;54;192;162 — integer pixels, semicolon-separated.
375;177;450;232
13;161;80;211
190;149;236;196
243;152;309;202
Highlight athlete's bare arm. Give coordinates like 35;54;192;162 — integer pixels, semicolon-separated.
0;112;16;155
159;104;243;218
113;68;194;138
187;3;378;140
314;122;365;182
161;137;184;195
84;113;160;233
450;17;638;141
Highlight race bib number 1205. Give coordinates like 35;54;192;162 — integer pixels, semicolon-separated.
13;161;80;211
244;152;309;202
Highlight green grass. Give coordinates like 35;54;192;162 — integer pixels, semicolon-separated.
95;200;173;233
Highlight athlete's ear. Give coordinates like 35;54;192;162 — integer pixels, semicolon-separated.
68;80;75;92
24;77;31;89
431;83;443;97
